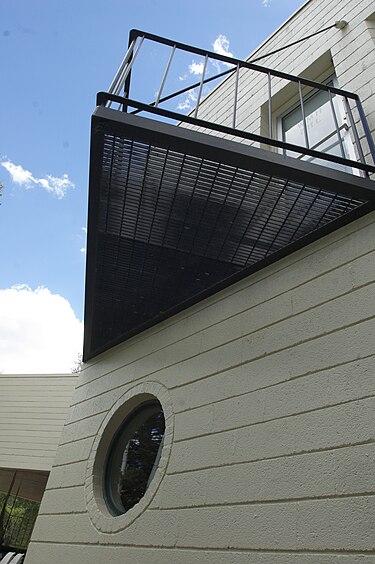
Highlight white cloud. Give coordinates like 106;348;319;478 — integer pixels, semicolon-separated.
0;285;83;374
2;162;34;185
262;0;271;6
188;60;205;76
177;89;198;112
177;99;192;111
212;35;233;60
176;35;233;113
1;160;75;198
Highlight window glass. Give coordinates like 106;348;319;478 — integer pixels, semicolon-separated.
281;79;355;172
104;401;165;516
282;88;338;149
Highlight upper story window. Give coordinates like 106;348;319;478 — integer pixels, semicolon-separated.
280;77;356;172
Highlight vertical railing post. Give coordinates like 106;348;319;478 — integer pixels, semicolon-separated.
298;80;310;149
268;72;273;139
355;97;375;164
232;63;240;129
194;55;208;119
116;35;145;97
344;96;366;165
328;89;346;159
109;35;145;111
155;45;176;108
107;38;137;95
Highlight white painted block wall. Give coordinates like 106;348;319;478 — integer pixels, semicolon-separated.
187;0;375;162
25;0;375;561
25;214;375;562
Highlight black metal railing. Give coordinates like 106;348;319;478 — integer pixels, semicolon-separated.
2;513;36;551
98;29;375;177
0;495;39;552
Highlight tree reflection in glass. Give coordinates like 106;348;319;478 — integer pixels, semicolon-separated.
105;402;165;515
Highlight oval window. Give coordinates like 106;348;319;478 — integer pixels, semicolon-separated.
104;401;165;516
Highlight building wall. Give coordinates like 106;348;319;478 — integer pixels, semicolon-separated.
26;0;375;562
0;374;77;472
26;211;375;562
187;0;375;164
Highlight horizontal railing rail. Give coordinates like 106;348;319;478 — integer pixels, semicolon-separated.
97;92;375;175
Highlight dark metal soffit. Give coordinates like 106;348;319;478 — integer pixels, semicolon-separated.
83;107;375;360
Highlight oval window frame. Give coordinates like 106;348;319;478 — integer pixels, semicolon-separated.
85;382;173;533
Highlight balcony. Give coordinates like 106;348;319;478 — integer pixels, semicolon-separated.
83;30;375;360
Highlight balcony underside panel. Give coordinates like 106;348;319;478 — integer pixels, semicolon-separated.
84;108;375;360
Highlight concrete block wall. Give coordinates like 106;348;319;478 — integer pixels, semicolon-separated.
25;209;375;562
188;0;375;163
25;0;375;561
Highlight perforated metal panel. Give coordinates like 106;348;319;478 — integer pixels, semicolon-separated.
83;107;375;359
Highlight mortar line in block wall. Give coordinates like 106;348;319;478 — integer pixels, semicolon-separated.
72;274;375;409
69;311;375;427
174;353;375;415
166;438;375;475
26;539;375;555
65;335;375;432
77;216;375;381
56;353;375;447
172;393;375;443
44;483;85;493
44;392;375;469
37;490;375;517
149;490;375;511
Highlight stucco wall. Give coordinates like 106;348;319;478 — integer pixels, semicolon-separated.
26;0;375;561
0;374;77;472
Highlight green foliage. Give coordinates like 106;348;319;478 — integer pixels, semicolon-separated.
0;493;39;550
119;411;165;512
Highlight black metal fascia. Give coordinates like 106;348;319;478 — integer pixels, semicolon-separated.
98;93;375;175
93;106;375;202
83;115;106;360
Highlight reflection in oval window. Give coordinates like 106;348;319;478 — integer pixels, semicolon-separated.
104;401;165;515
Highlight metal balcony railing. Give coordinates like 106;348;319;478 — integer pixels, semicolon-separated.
98;29;375;177
84;31;375;359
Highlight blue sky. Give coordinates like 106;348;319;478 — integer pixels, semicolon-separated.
0;0;306;373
